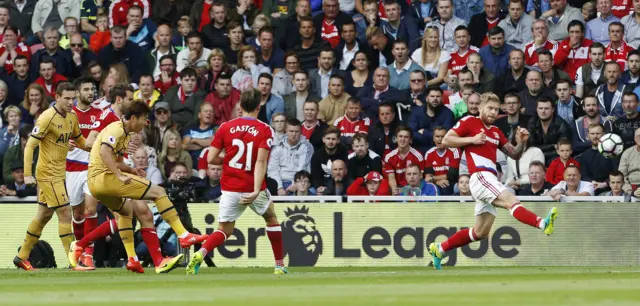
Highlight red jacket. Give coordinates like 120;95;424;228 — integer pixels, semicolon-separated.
0;43;31;75
154;71;180;95
204;89;241;126
90;30;111;53
545;157;580;185
35;74;68;98
554;38;592;81
524;39;558;67
346;177;391;196
109;0;150;27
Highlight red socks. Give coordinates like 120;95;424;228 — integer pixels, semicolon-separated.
200;230;227;256
510;204;543;229
266;224;284;267
73;218;85;241
84;215;99;255
441;228;477;253
77;219;118;248
141;228;163;267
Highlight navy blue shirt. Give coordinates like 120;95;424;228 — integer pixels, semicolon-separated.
603;87;615;114
259;47;285;71
81;0;111;26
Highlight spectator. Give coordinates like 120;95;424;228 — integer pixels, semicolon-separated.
309;47;339;99
368;102;400;157
89;13;110;52
182;103;215;168
620;1;640;49
318;75;350;125
619;128;640;196
523;20;558;67
528;97;573;163
343;51;374;98
60;17;87;49
335;22;371;72
145;101;173;151
7;0;36;40
201;162;222;199
586;0;619;45
125;132;157;167
424;126;460;195
176;32;211;74
389;40;423;90
347;170;390;196
255;26;284;74
200;2;229;50
555;79;583;124
347;133;382;180
289;170;316;196
403;70;428;120
620;50;640;87
107;62;132;86
547;165;595;200
409;87;454;153
278;0;311;51
537;49;571;89
356;67;407;119
575;42;606;98
231;45;271;92
465;52;496;94
68;33;97;79
504;137;545;192
271;113;287;146
0;80;10;115
425;0;467;53
573;94;613;154
365;25;394;68
268;118;314;195
97;26;146;82
0;105;21;156
595;61;624;121
495;50;529;100
554;20;592;82
322;159;352;196
399;164;438;196
300;100;328;151
379;0;419;46
411;27;449;88
272;52;299;98
159;129;193;179
0;26;31;75
3;55;31;106
384;126;424;195
495;93;532;142
313;0;352;48
132;147;163;185
456;174;471;196
190;0;213;32
334;97;370;146
310;126;348;189
614;92;640;149
452;89;479;121
601;170;633;200
542;0;584;41
153;56;180;96
152;0;190;27
221;21;244;65
198;49;233;94
31;0;80;41
478;26;516;77
517;70;555;116
165;68;206;129
604;22;634;70
31;27;73;78
545;138;579;184
109;0;149;27
262;0;297;29
0;165;36;198
576;123;615;189
149;24;178;79
284;71;320;121
133;74;161;107
79;0;108;34
2;125;35;184
409;0;438;37
468;0;503;48
516;160;554;195
582;1;596;21
498;0;534;50
205;73;240;127
446;26;478;79
294;16;331;71
34;59;68;99
256;73;285;125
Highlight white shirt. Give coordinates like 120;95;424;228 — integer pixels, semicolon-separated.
575;64;603;86
153;48;172;77
393;59;413;74
176;47;212;72
339;42;359;71
411;48;451;76
319;69;332;98
551;181;595;196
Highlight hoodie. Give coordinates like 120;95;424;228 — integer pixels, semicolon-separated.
267;138;314;189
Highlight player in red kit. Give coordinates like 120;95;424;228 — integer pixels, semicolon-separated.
186;89;287;275
428;93;558;270
384;126;424;195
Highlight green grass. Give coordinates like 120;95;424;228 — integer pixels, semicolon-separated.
0;266;639;305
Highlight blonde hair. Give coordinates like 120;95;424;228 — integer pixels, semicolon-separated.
158;129;184;164
421;27;441;68
365;26;384;42
479;92;501;107
108;63;130;85
3;105;22;119
208;48;227;70
237;45;259;67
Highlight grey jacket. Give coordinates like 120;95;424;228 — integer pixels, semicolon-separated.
31;0;81;35
267;138;314;189
271;69;294;98
546;6;584;41
283;91;321;120
498;15;534;50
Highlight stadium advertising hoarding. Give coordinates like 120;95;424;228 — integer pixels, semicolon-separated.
1;202;639;268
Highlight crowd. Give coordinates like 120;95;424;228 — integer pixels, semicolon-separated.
0;0;639;202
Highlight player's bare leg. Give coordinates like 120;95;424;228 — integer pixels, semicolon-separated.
142;185;207;247
14;204;54;270
262;202;287;275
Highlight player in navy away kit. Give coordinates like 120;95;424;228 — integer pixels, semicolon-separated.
186;89;287;275
428;93;558;270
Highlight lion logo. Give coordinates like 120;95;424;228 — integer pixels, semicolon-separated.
281;205;322;267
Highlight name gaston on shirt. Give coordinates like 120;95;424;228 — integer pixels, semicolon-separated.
230;125;259;136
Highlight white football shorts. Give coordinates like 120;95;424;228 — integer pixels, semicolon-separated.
469;171;507;216
218;189;272;222
66;171;92;207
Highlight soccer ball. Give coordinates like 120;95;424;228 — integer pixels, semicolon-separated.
598;133;624;157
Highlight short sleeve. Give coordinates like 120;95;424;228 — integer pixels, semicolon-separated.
198;149;209;170
451;116;472;137
31;111;53;139
450;149;462;168
101;124;125;151
72;115;82;139
497;129;509;148
439;52;451;65
384;156;395;174
258;125;274;150
582;182;595;196
211;125;224;150
575;67;584;85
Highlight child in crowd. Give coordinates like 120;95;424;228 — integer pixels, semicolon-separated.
545;139;580;185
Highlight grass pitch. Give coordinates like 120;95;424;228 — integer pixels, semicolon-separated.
0;266;639;305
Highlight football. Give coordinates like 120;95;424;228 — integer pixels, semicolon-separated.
598;133;624;157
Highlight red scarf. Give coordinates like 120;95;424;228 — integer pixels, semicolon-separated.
178;85;197;104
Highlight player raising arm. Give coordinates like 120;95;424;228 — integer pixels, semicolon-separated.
14;82;89;270
428;93;558;270
69;100;207;274
186;89;287;275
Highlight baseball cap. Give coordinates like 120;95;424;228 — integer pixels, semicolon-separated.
365;171;382;182
154;101;170;111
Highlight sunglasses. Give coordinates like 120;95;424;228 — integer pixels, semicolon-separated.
410;79;425;83
70;43;83;47
156;109;169;114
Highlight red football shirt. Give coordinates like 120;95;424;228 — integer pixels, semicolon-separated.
67;105;103;171
481;18;500;47
321;19;340;48
611;0;633;18
424;147;461;176
0;44;31;75
211;117;274;192
333;116;370;138
109;0;150;27
92;108;122;133
605;41;634;70
524;39;558;67
383;147;424;187
448;47;478;75
301;121;318;141
451;116;508;175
